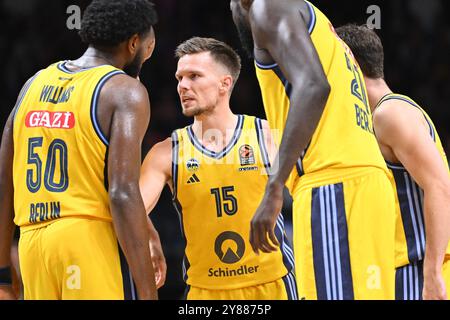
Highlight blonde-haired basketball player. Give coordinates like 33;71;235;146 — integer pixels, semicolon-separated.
140;37;297;300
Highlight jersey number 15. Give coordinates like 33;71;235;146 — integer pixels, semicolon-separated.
210;186;238;218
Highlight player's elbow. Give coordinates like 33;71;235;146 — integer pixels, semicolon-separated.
311;76;331;101
295;76;330;105
424;178;450;201
109;184;139;208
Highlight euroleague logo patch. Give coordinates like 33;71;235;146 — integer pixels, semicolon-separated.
239;144;255;166
186;158;200;172
25;111;75;129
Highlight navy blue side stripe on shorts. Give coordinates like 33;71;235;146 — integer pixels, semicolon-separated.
311;183;354;300
282;270;299;300
395;261;424;300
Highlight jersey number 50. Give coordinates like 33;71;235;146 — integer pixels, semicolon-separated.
27;137;69;193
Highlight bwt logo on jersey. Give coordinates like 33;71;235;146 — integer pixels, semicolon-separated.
25;111;75;129
186;158;200;172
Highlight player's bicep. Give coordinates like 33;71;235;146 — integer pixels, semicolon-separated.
107;83;150;191
395;131;448;191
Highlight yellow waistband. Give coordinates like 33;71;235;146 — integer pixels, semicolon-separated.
19;215;112;233
293;165;389;194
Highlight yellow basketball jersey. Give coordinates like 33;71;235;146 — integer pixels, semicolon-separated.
377;94;450;267
172;115;295;290
254;1;387;193
13;61;125;230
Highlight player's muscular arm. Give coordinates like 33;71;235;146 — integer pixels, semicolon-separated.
0;110;17;300
249;0;330;253
374;103;450;300
139;139;172;289
100;75;157;300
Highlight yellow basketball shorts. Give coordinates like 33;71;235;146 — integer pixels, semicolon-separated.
19;217;137;300
185;270;298;300
292;168;396;300
395;256;450;300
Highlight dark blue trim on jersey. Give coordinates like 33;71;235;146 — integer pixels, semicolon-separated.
306;1;317;34
103;146;109;191
171;131;180;201
381;95;436;142
186;115;244;160
172;198;190;283
386;160;405;170
183;285;191;300
273;66;293;99
255;60;278;70
254;2;316;70
170;131;190;283
57;61;110;74
13;71;42;123
118;244;138;300
255;118;271;174
311;183;354;300
395;260;424;300
90;70;125;146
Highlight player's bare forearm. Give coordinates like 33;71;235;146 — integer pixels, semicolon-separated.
110;191;158;299
268;82;330;188
423;188;450;272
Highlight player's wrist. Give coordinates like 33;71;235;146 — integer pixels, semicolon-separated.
0;266;12;285
266;180;284;197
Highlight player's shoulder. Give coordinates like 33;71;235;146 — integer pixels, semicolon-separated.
252;0;302;14
373;97;427;144
142;137;173;170
152;137;173;154
100;74;149;107
374;97;424;128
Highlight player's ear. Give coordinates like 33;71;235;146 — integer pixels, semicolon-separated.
127;34;140;55
220;75;233;94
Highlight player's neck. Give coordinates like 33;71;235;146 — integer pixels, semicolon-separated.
364;77;393;112
192;106;238;147
71;47;123;70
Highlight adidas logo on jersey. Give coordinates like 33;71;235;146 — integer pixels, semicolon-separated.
187;174;200;184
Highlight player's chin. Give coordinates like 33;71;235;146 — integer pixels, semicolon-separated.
182;105;200;117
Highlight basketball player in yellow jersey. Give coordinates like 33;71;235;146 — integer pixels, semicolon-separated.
230;0;397;299
140;37;298;300
337;25;450;300
0;0;158;300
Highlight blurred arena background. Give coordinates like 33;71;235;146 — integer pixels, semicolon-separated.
0;0;449;299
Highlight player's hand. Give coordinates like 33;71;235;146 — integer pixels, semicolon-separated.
0;285;17;300
249;181;283;254
423;269;447;300
149;234;167;289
